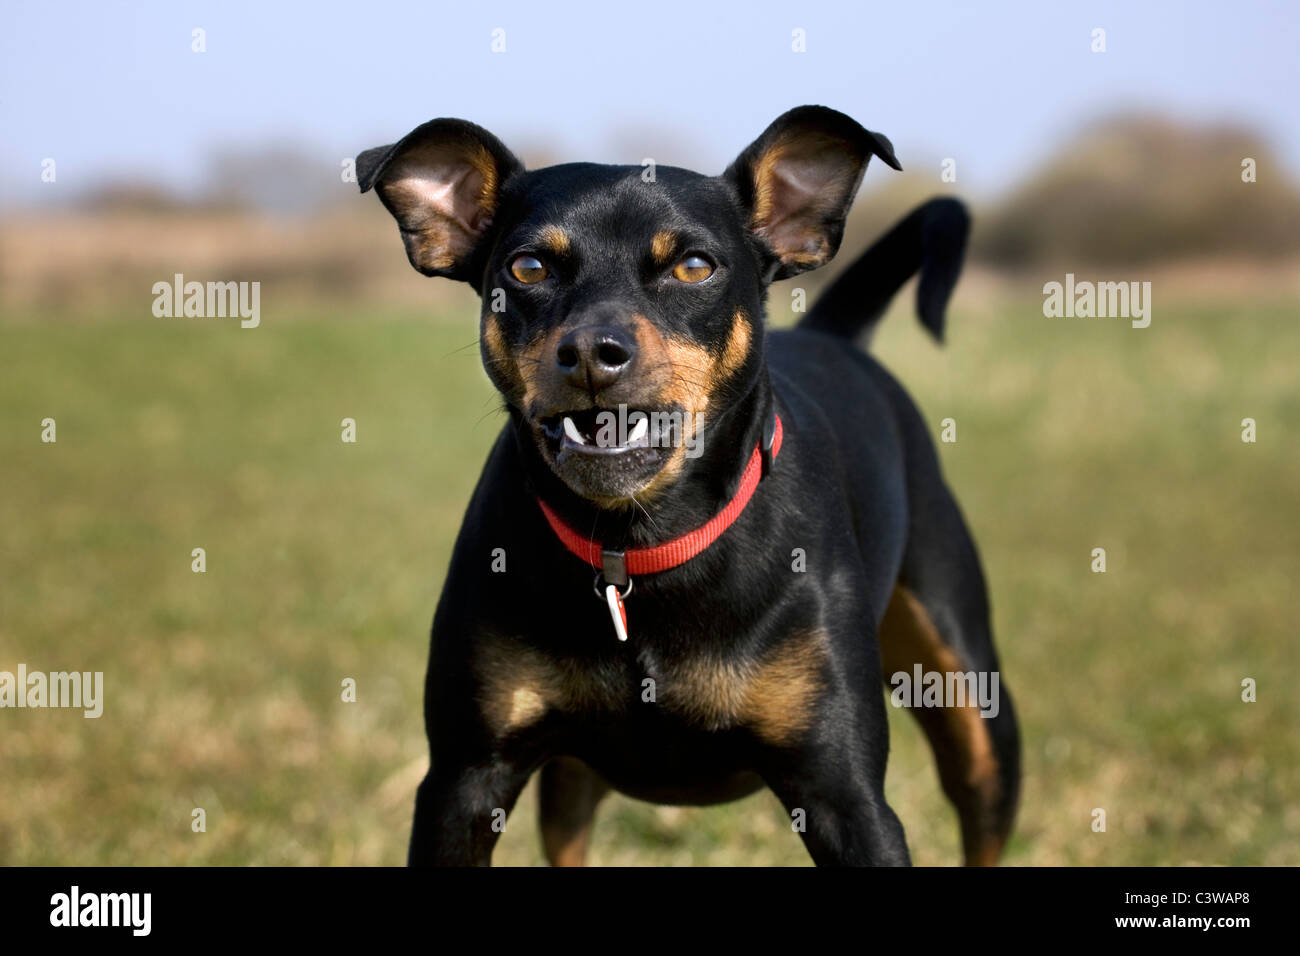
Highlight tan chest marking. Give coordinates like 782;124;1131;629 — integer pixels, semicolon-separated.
474;635;627;737
475;629;828;746
660;629;829;745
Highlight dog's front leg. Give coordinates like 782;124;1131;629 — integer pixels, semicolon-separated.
408;757;534;866
763;753;911;866
759;674;912;866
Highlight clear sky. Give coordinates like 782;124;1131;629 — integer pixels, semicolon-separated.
2;0;1297;205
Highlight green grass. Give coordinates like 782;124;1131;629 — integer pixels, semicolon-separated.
1;293;1296;865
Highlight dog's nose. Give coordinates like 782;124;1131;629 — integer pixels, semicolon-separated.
555;326;636;392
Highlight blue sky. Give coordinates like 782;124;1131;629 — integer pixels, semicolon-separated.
2;0;1297;205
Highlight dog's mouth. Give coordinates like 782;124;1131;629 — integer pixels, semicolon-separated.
540;408;653;454
534;407;680;502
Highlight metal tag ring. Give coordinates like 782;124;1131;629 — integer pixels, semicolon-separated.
593;573;633;601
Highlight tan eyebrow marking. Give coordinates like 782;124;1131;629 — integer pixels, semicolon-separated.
537;226;571;255
651;230;677;265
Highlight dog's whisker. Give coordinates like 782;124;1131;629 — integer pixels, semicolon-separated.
442;339;482;358
670;374;708;391
472;405;507;428
630;493;662;535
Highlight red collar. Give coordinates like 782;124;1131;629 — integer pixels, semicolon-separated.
537;413;783;580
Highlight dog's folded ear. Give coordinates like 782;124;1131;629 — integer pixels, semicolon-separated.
724;105;901;281
357;119;523;284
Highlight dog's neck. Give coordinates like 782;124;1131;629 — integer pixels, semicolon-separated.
516;365;774;552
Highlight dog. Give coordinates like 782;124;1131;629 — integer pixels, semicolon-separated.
357;105;1020;866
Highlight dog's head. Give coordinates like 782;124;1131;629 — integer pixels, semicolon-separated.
358;106;899;506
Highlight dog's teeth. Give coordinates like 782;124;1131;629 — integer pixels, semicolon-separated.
629;417;648;443
562;416;587;445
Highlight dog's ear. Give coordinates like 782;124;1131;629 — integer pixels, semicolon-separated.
724;105;901;281
357;119;523;284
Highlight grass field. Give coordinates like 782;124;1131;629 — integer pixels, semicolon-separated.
2;287;1297;865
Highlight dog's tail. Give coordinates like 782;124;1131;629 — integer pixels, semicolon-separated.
799;197;970;346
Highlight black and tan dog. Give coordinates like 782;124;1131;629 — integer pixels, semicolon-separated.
357;105;1020;866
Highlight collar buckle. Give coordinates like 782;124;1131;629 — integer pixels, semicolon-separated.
600;548;629;590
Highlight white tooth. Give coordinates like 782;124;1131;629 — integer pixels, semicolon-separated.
563;416;587;445
628;417;649;443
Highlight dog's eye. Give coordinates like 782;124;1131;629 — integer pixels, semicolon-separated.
673;255;714;283
510;255;548;284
